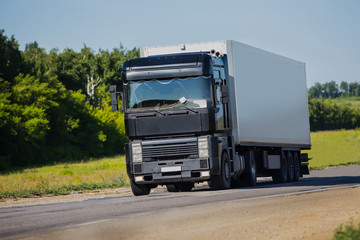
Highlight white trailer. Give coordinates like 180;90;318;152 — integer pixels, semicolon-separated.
113;40;311;196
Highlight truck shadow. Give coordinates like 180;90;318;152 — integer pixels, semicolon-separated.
253;176;360;189
192;176;360;192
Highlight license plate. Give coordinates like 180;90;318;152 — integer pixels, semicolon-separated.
161;166;181;173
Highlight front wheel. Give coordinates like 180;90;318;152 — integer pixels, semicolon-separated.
209;151;231;190
130;179;151;196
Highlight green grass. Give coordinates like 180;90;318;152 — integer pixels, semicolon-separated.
332;220;360;240
304;129;360;170
0;155;129;199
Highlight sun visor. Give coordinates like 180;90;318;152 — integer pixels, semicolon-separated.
123;53;211;81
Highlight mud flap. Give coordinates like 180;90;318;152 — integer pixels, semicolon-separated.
300;153;311;175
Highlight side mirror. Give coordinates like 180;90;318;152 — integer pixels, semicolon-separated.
214;82;221;105
109;85;123;111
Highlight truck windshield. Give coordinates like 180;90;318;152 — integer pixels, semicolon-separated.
127;75;212;112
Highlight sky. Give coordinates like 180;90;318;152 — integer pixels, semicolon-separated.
1;0;359;87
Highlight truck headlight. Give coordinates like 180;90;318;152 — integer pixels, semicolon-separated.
198;137;209;158
132;143;143;162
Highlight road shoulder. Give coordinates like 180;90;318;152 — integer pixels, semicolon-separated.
18;186;360;240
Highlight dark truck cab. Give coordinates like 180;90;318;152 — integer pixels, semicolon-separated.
110;53;238;195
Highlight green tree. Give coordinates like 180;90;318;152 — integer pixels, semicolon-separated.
323;81;338;98
80;46;104;104
309;82;323;98
339;81;349;97
107;45;139;89
56;48;86;92
349;82;360;97
22;42;49;81
0;29;23;82
80;45;139;106
0;74;59;168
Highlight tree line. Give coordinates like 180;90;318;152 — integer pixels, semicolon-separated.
309;81;360;98
308;96;360;131
0;29;138;171
308;81;360;131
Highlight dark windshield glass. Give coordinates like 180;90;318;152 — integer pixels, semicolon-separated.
127;76;212;112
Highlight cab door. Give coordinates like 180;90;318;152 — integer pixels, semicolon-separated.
213;60;230;132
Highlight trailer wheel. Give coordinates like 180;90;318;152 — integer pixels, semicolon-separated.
241;151;257;187
272;151;288;183
209;151;231;190
287;151;295;182
130;179;151;196
293;152;300;182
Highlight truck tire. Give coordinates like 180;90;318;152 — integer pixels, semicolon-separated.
209;151;231;190
231;171;243;188
231;177;242;188
293;152;300;182
241;151;257;187
287;151;295;182
130;179;151;196
272;151;288;183
166;184;180;192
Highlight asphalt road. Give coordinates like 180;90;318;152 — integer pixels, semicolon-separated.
1;165;360;240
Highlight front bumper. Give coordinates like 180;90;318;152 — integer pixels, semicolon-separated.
124;136;220;185
131;158;215;184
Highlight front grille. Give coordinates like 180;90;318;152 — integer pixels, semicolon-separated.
142;138;198;159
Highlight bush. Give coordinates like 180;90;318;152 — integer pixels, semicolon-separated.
0;75;127;171
308;97;360;131
332;220;360;240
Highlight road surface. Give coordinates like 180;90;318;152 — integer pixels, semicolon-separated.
1;165;360;240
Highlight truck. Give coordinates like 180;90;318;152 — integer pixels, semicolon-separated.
110;40;311;196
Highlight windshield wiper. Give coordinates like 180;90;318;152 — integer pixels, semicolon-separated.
184;106;198;113
152;104;166;116
153;109;165;116
177;97;199;113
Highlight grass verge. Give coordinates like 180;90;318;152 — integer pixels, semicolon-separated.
304;129;360;170
0;181;127;199
0;155;129;199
